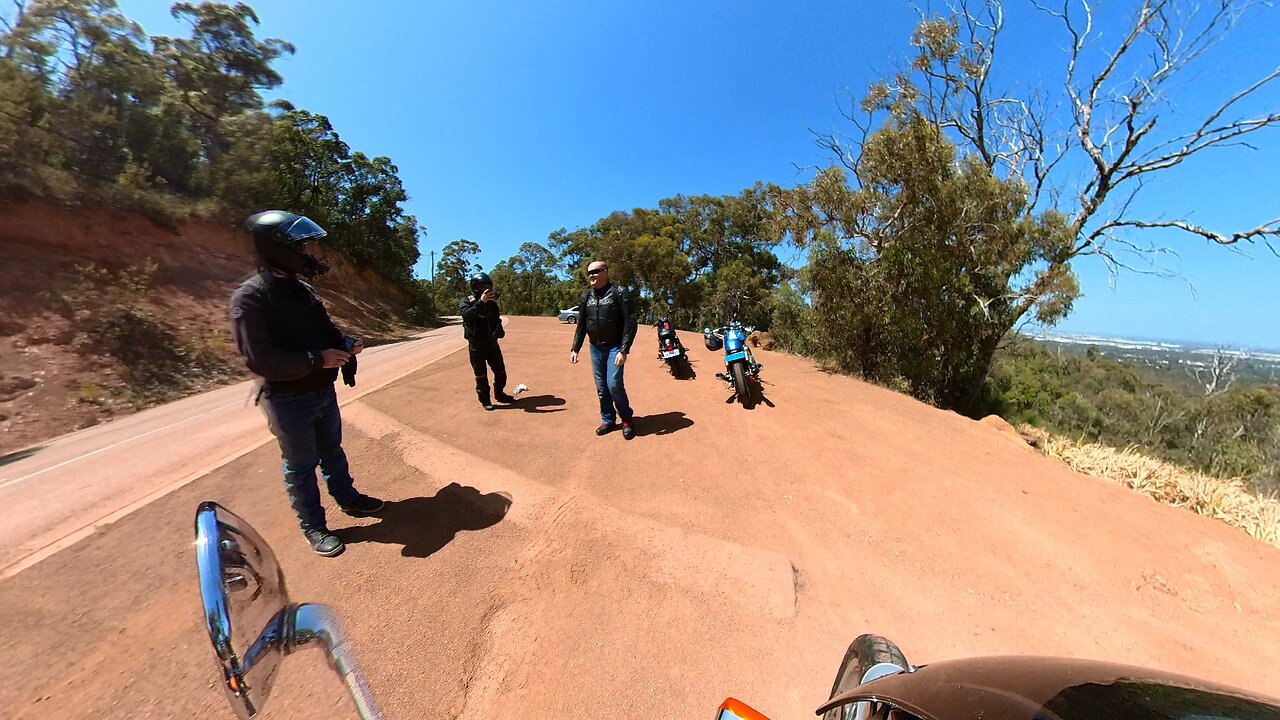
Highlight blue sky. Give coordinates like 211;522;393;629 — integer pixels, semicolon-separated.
117;1;1280;348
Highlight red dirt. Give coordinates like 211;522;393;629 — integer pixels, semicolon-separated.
2;316;1278;719
1;199;419;455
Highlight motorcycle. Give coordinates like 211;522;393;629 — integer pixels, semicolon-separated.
719;631;1280;720
196;503;1280;720
655;298;688;370
704;321;763;408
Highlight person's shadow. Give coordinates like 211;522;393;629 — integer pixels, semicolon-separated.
634;411;694;437
338;483;512;558
496;394;567;413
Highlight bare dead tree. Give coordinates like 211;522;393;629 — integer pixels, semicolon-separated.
820;0;1280;265
1191;346;1248;396
1145;393;1186;445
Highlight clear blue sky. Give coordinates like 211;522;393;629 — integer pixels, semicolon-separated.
118;1;1280;349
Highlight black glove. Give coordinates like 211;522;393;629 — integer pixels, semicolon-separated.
342;354;357;387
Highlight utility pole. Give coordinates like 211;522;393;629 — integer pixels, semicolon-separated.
430;249;436;296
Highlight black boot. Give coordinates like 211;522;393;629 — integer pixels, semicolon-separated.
303;528;345;557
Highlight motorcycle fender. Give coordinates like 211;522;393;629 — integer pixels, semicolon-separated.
724;351;746;363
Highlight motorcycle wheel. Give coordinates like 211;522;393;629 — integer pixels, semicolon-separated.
732;362;753;409
822;634;909;720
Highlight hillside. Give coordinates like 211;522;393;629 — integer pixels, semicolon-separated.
2;317;1279;719
0;199;424;455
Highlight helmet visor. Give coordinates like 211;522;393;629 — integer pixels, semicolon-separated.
281;216;327;245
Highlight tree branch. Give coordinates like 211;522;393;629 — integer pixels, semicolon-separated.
1101;218;1280;246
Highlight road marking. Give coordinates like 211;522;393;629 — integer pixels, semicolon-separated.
0;399;244;490
0;333;451;490
0;339;466;580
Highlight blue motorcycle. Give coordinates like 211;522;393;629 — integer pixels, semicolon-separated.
704;321;763;408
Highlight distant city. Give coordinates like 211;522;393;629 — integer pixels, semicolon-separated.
1027;330;1280;386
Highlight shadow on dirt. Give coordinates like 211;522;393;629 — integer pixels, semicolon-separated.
665;358;697;380
634;411;694;437
720;379;776;410
495;393;566;413
337;482;512;558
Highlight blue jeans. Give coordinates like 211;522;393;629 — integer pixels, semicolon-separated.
590;343;633;424
261;384;359;531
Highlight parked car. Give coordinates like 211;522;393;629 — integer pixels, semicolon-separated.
558;305;579;324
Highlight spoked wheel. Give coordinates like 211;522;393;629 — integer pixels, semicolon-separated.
732;362;753;408
822;634;909;720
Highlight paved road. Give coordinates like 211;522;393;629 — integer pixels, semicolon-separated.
0;325;466;578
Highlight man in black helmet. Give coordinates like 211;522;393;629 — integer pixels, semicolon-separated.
459;272;514;411
229;210;384;558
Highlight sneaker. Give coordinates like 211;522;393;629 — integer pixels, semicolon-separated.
622;419;636;440
340;494;386;516
495;391;516;403
303;528;345;557
481;402;496;411
595;422;617;436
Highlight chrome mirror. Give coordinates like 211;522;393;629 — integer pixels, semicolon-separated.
195;501;381;719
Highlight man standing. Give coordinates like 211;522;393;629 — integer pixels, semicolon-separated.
230;210;384;557
569;261;638;439
460;271;514;411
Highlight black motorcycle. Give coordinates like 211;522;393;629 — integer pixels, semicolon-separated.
655;298;688;372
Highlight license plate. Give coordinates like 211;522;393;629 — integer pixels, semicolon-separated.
661;349;682;359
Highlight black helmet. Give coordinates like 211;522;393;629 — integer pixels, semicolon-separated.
245;210;330;278
469;272;493;294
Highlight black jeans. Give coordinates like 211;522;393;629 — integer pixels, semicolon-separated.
468;340;507;403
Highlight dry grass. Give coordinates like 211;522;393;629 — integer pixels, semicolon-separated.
1022;427;1280;549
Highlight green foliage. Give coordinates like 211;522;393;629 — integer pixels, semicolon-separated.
767;280;814;355
548;186;783;328
434;238;481;308
0;1;422;288
402;279;440;327
485;242;562;315
776;116;1077;411
984;341;1280;494
59;259;240;405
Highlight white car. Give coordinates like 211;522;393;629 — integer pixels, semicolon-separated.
558;305;580;324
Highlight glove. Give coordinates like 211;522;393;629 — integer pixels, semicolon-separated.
341;354;357;387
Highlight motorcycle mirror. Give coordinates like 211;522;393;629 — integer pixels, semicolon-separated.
195;503;383;720
718;698;771;720
195;502;289;719
703;327;711;334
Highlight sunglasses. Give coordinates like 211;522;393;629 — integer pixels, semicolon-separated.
587;269;607;276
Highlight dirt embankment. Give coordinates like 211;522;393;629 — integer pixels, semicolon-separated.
1;199;422;454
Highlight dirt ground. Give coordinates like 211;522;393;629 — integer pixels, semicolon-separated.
2;316;1279;719
1;199;420;455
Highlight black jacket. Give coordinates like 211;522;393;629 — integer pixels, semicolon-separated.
230;270;344;394
460;294;504;343
571;283;637;353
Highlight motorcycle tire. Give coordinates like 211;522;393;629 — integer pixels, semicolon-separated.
732;362;753;409
822;634;909;720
